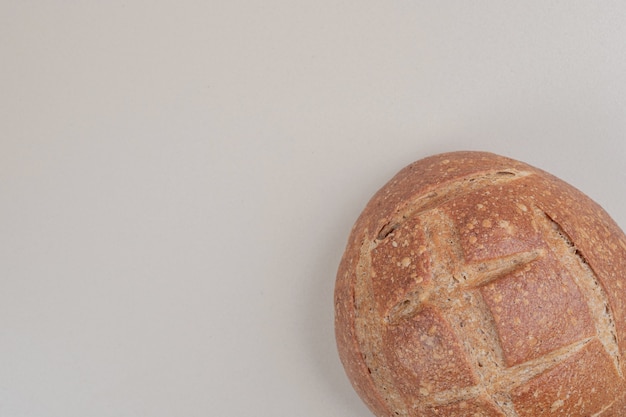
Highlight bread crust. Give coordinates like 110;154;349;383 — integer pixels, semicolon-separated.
335;151;626;417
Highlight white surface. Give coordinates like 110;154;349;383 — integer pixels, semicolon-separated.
2;1;626;416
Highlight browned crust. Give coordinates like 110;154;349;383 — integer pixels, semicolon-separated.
335;151;626;417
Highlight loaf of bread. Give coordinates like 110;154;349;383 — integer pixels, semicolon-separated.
335;151;626;417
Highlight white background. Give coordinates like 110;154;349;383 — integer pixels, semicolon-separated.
2;1;626;416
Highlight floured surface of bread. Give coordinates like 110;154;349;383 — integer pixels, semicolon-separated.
335;151;626;417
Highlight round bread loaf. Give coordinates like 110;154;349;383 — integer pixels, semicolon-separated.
335;151;626;417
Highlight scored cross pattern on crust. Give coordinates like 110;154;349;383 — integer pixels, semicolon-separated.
389;209;549;416
354;171;623;417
